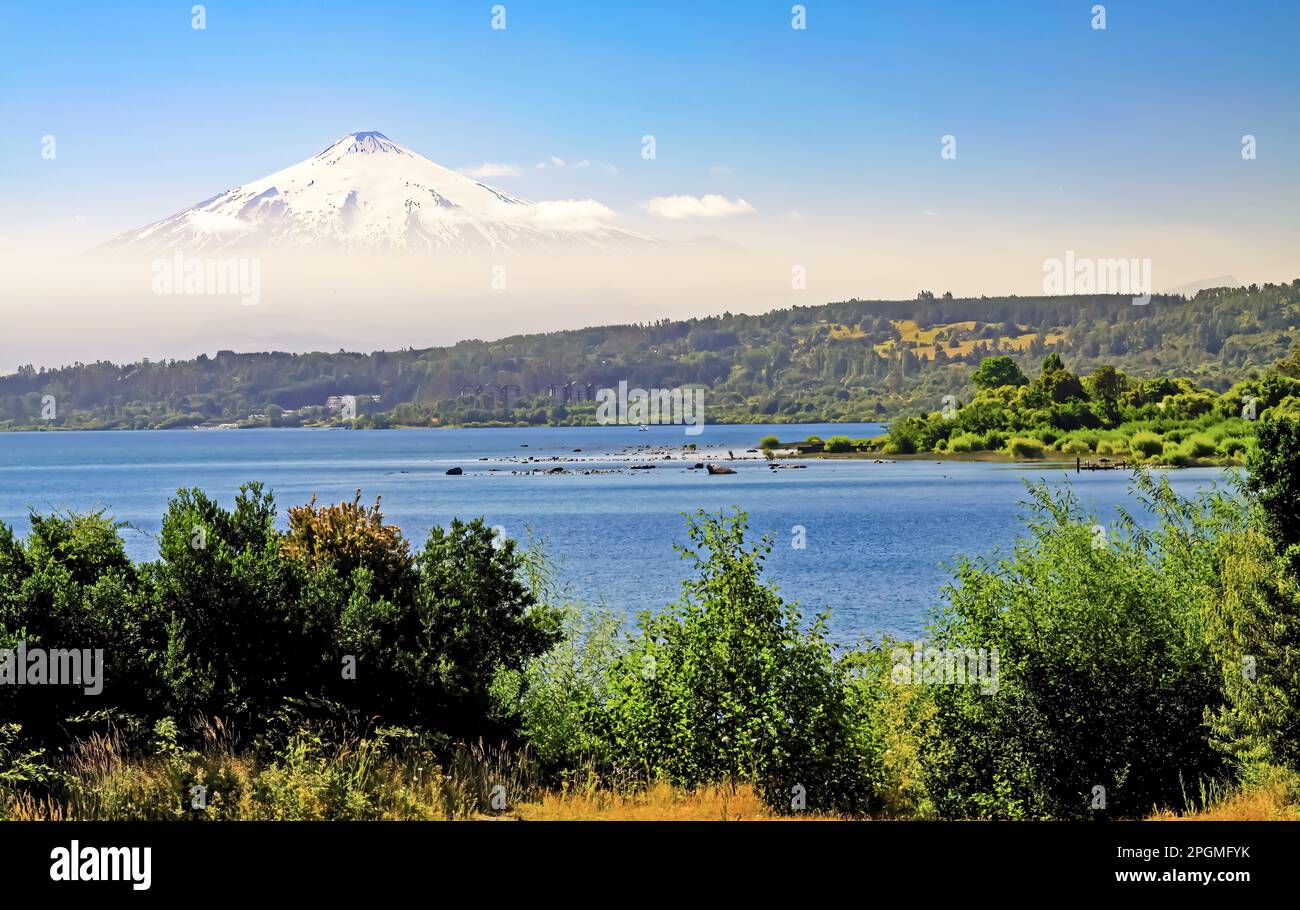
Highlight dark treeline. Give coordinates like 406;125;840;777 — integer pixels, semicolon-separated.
2;281;1297;429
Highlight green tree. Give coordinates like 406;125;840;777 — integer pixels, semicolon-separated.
0;511;162;745
152;483;312;727
971;356;1027;390
1245;417;1300;554
409;519;562;739
1206;417;1300;770
604;509;881;814
1087;365;1127;402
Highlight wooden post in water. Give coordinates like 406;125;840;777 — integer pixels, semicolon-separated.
1076;457;1080;473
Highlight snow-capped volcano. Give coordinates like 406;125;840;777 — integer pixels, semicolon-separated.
103;132;650;253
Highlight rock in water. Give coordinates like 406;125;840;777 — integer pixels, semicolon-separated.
706;463;736;475
446;467;463;475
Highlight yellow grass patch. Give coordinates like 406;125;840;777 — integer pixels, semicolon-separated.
512;781;845;821
1148;778;1300;821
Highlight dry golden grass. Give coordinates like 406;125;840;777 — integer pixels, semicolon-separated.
512;781;845;821
1149;777;1300;821
12;724;1293;822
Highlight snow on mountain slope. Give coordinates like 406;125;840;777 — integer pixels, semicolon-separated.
103;132;652;254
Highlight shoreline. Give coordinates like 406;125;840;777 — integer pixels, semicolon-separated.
775;449;1242;469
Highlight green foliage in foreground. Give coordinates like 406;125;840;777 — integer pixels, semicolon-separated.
920;474;1238;818
599;511;881;814
7;421;1300;819
0;486;560;762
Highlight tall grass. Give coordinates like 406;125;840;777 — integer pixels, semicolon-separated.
0;722;537;821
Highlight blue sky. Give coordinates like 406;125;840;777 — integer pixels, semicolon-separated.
3;0;1297;243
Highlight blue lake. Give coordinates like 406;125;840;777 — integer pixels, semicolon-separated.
0;424;1231;642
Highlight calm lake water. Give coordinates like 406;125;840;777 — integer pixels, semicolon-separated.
0;424;1230;642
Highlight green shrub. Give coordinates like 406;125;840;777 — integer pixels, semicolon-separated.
514;601;622;778
1209;417;1300;769
1059;439;1091;456
1217;436;1250;457
919;475;1234;818
947;433;984;453
602;510;882;814
1183;434;1217;459
885;436;917;455
1130;430;1164;457
1006;437;1045;459
0;510;162;744
759;435;780;450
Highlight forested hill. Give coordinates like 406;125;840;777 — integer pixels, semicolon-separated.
3;281;1297;429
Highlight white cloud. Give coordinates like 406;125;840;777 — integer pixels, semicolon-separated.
710;165;734;176
536;156;568;171
460;163;522;178
525;199;619;232
641;194;756;220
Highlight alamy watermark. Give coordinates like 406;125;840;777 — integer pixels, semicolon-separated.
891;642;1000;694
50;841;150;890
595;380;705;435
152;251;261;306
1042;250;1151;305
0;642;103;695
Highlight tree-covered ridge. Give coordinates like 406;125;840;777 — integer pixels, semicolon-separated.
2;281;1297;429
862;345;1300;465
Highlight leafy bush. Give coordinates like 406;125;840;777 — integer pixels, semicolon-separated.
1206;417;1300;771
1005;437;1045;458
0;483;565;767
602;510;882;814
1218;436;1251;457
918;474;1234;818
1130;430;1164;457
946;432;983;453
0;510;161;743
1184;434;1218;459
153;483;313;728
